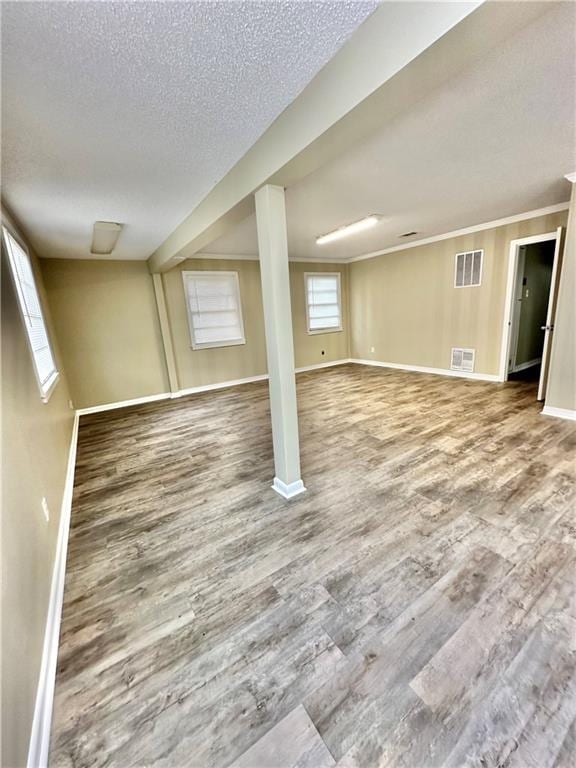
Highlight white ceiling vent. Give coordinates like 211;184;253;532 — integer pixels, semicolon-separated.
451;347;475;372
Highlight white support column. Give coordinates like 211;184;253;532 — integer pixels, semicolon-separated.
255;184;305;499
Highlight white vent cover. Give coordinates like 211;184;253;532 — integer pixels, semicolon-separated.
455;250;483;287
451;347;475;372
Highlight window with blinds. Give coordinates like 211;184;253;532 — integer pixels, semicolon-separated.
455;249;483;287
2;226;59;400
304;272;343;333
182;270;245;350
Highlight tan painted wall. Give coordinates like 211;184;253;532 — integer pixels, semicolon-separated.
1;213;75;768
546;186;575;411
40;260;169;409
162;258;268;388
289;261;350;368
349;211;568;375
163;258;349;389
43;257;349;405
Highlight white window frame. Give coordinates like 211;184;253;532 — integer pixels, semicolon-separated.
2;225;59;402
304;272;343;335
454;249;483;288
182;270;246;350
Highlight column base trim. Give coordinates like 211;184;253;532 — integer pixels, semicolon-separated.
272;477;306;499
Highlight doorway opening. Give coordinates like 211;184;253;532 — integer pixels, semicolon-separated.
500;227;565;401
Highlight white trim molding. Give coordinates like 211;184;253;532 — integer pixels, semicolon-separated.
498;230;560;383
295;359;352;373
351;358;501;382
564;172;576;184
272;477;306;499
188;204;571;266
76;362;355;415
347;203;570;264
27;414;79;768
541;405;576;421
175;374;268;398
76;392;171;415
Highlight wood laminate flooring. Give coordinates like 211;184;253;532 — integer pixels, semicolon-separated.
50;365;576;768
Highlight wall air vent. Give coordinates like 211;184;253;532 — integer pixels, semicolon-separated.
451;347;475;373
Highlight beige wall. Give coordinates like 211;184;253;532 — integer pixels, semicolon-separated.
290;261;350;368
546;187;575;412
41;260;169;409
1;213;75;768
42;257;349;405
349;211;568;375
162;258;268;389
163;258;350;389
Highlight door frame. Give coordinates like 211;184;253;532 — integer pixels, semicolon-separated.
498;230;560;383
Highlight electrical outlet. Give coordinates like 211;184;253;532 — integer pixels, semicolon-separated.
41;497;50;522
370;346;375;353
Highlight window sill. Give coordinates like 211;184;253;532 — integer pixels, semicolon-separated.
41;371;60;404
191;338;246;351
306;327;343;336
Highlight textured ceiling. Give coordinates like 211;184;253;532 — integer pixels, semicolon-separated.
205;2;576;261
1;0;377;259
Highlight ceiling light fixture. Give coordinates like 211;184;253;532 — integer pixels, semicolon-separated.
316;215;379;245
91;221;123;255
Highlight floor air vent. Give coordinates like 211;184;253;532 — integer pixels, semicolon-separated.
451;347;475;372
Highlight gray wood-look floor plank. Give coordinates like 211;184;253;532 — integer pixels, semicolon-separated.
50;365;576;767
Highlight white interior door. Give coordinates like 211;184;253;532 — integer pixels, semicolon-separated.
537;225;565;401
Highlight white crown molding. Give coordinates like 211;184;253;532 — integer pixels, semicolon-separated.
193;252;349;265
272;477;306;499
27;413;79;768
564;172;576;183
348;202;571;264
193;252;259;261
193;203;571;266
541;405;576;421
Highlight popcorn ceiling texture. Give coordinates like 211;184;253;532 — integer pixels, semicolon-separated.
1;0;377;260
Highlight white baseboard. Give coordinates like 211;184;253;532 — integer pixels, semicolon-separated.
295;359;353;373
75;361;355;416
350;358;501;382
510;358;541;373
541;405;576;421
76;392;171;415
272;477;307;499
27;413;79;768
175;374;269;398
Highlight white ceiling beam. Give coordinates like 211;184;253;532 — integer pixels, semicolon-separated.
149;1;551;273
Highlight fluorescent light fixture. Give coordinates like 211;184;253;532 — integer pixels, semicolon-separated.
91;221;123;255
316;215;379;245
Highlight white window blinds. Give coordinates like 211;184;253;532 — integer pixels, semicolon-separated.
2;227;59;399
182;271;245;349
455;250;483;287
305;273;342;333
